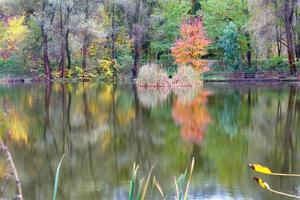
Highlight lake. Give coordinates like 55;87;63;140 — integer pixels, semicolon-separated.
0;82;300;200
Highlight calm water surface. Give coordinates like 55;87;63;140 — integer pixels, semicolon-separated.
1;82;300;200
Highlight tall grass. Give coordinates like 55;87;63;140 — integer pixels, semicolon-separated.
129;158;195;200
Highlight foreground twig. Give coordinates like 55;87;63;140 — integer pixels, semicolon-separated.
0;173;12;198
253;177;300;199
0;140;23;200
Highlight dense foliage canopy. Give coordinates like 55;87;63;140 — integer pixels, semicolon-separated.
0;0;299;79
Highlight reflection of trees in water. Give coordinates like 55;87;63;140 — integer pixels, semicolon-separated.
137;87;171;108
172;86;202;104
137;86;212;144
7;83;300;199
172;90;211;144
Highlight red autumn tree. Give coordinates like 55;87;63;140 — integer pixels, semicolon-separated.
171;17;210;72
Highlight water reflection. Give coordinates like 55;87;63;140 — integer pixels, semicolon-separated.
172;89;211;144
0;83;300;199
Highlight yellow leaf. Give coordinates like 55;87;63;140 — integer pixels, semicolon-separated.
253;177;270;190
249;163;272;174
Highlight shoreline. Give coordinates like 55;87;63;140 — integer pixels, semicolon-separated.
203;78;300;82
1;75;300;85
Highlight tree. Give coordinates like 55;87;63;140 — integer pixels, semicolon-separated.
150;0;189;67
251;0;298;74
202;0;250;65
191;0;201;15
283;0;297;74
218;22;241;70
0;16;28;61
40;0;53;80
171;17;210;72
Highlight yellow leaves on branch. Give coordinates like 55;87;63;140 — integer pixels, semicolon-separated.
0;16;28;60
171;17;211;72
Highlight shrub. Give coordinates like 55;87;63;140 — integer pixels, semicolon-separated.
261;56;287;71
136;63;171;87
172;65;202;86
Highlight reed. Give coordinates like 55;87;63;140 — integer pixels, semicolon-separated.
52;154;65;200
130;158;195;200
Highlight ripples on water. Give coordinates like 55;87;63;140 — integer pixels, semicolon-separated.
0;82;300;199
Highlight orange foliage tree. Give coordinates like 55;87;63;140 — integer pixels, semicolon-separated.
171;17;211;72
172;90;211;144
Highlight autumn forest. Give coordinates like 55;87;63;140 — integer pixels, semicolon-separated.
1;0;300;200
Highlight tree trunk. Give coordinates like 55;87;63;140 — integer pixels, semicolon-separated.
41;1;52;80
284;0;297;74
296;41;300;61
60;4;66;78
132;0;143;79
132;24;142;79
275;25;282;56
41;27;52;80
82;36;88;69
111;0;117;78
82;0;89;69
246;33;251;67
295;14;300;60
66;29;71;69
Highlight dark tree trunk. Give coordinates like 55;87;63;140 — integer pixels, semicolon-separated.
284;0;297;74
246;33;251;67
82;0;89;69
66;29;71;69
41;1;52;81
275;25;282;56
132;24;142;79
296;42;300;61
112;0;117;78
65;5;72;70
295;14;300;60
131;0;143;79
60;5;66;78
41;27;52;80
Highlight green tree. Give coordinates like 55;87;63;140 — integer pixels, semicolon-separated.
150;0;190;67
218;22;241;70
202;0;250;65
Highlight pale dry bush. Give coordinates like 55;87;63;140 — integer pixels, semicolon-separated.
172;65;202;86
136;63;171;87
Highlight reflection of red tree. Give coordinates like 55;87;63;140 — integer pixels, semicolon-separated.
172;91;211;143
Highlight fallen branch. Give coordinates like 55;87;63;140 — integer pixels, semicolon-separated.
0;140;23;200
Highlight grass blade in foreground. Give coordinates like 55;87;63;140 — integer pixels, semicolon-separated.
53;154;65;200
